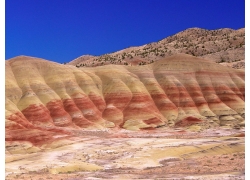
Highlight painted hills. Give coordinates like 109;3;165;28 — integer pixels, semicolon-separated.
5;54;245;144
69;28;245;69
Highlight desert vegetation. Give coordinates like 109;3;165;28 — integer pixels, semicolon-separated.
69;28;245;69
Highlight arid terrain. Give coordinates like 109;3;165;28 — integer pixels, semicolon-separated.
69;28;245;69
6;128;245;180
5;46;244;178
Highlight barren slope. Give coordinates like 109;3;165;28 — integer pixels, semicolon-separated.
6;133;245;179
69;28;245;69
6;54;245;145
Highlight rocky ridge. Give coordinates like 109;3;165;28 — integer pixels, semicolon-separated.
69;28;245;69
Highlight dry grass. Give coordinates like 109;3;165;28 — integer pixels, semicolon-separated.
69;28;245;69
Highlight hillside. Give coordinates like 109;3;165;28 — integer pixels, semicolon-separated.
68;27;245;69
5;54;245;179
6;54;245;144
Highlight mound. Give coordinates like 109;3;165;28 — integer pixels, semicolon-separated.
5;54;245;143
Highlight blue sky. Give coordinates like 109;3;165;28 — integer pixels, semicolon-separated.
6;0;245;63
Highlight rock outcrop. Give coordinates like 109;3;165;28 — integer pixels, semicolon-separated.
5;54;245;143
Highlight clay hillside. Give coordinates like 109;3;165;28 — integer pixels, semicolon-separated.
68;27;245;69
6;54;244;144
5;53;245;179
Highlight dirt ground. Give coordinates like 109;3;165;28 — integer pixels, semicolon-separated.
5;127;245;180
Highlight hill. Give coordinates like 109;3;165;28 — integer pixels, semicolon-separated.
6;54;244;144
68;27;245;69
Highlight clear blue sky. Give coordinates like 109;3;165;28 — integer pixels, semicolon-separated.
6;0;245;63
